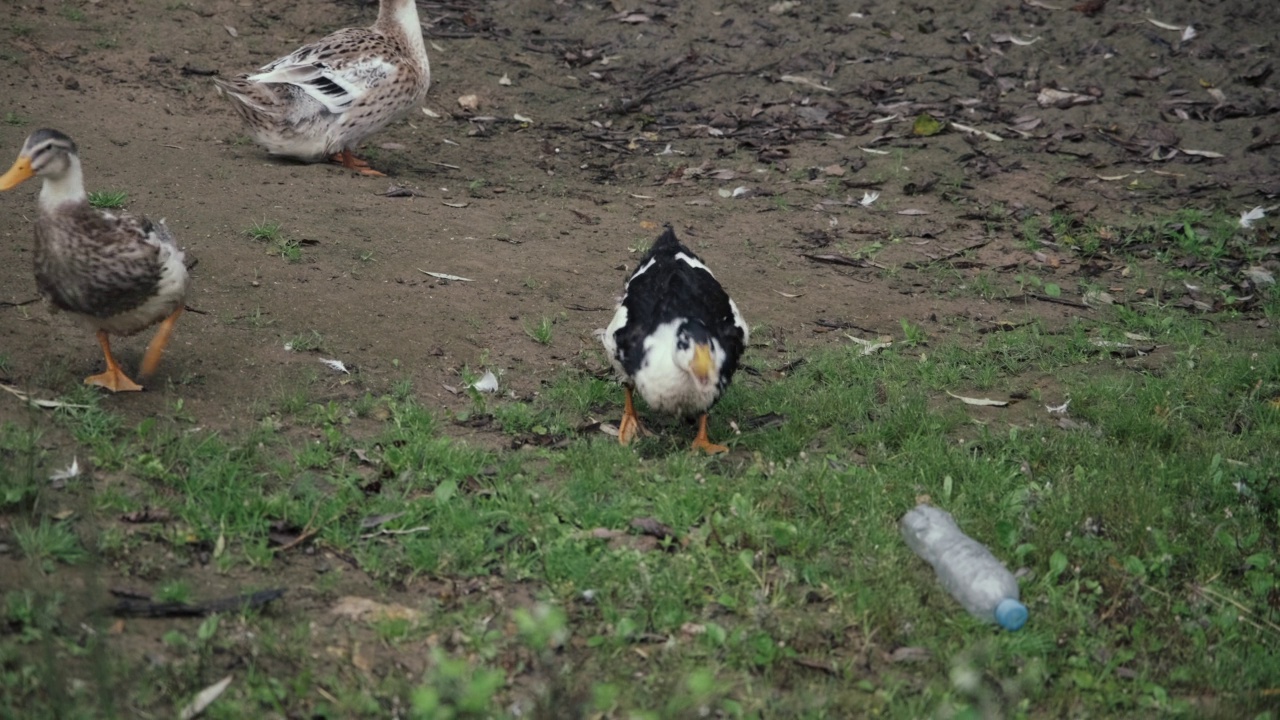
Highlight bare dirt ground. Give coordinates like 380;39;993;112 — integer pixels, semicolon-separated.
1;0;1277;713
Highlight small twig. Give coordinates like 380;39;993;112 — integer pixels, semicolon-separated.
274;506;323;554
0;297;41;309
615;61;780;113
360;525;431;540
902;239;992;269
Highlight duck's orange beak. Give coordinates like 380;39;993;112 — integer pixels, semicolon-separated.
690;343;713;384
0;155;34;191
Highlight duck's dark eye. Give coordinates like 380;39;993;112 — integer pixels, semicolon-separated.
676;338;689;350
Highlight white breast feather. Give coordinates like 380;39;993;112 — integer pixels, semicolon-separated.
633;320;721;416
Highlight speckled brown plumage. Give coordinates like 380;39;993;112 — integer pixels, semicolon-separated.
213;0;431;175
0;129;190;391
35;205;168;328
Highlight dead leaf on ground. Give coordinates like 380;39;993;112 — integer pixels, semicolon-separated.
890;646;932;663
1037;88;1096;108
380;185;424;197
457;94;480;111
779;75;834;92
803;252;871;268
120;508;172;523
179;675;233;720
330;596;424;624
630;517;678;544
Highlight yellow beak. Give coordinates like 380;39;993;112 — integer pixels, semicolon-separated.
0;155;34;191
690;343;713;384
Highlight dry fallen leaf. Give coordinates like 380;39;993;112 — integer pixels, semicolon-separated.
846;334;892;355
418;269;475;281
457;94;480;111
945;390;1009;407
1037;88;1096;108
990;33;1041;46
499;73;512;86
1146;17;1183;31
1243;266;1275;286
1179;148;1223;158
1070;0;1106;16
631;517;679;543
951;122;1003;142
223;25;238;38
179;675;233;720
330;596;423;624
779;75;834;92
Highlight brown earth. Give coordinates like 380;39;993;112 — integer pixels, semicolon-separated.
0;0;1276;712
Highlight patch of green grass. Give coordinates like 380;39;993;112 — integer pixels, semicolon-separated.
1;296;1277;717
13;519;87;571
87;190;127;209
524;316;554;345
244;219;283;243
62;5;86;21
284;330;324;353
244;220;302;261
3;111;27;126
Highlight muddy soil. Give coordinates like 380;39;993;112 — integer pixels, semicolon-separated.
0;0;1276;711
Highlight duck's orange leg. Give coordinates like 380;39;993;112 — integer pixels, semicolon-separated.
85;330;143;392
618;386;644;446
139;306;184;379
329;149;386;177
691;413;728;455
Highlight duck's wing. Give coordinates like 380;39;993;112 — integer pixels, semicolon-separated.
36;208;179;320
246;29;410;115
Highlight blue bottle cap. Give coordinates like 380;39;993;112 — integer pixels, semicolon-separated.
995;599;1028;631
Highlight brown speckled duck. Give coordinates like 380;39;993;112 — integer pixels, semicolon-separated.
0;129;189;392
213;0;431;176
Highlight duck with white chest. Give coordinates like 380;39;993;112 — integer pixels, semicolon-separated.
601;226;749;454
213;0;431;176
0;129;190;392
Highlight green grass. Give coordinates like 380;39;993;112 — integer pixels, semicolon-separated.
243;219;283;243
1;300;1277;716
87;190;127;209
243;219;302;261
524;316;554;345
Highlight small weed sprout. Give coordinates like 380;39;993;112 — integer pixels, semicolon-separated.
525;317;554;345
88;190;127;209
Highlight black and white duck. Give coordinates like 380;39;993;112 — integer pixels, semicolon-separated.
601;226;748;454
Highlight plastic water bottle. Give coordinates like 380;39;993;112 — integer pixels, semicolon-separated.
900;504;1028;631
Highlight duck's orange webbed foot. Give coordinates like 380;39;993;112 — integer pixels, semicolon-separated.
690;413;728;455
330;149;386;177
85;330;143;392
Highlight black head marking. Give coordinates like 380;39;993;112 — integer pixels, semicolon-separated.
26;129;77;155
679;320;712;347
